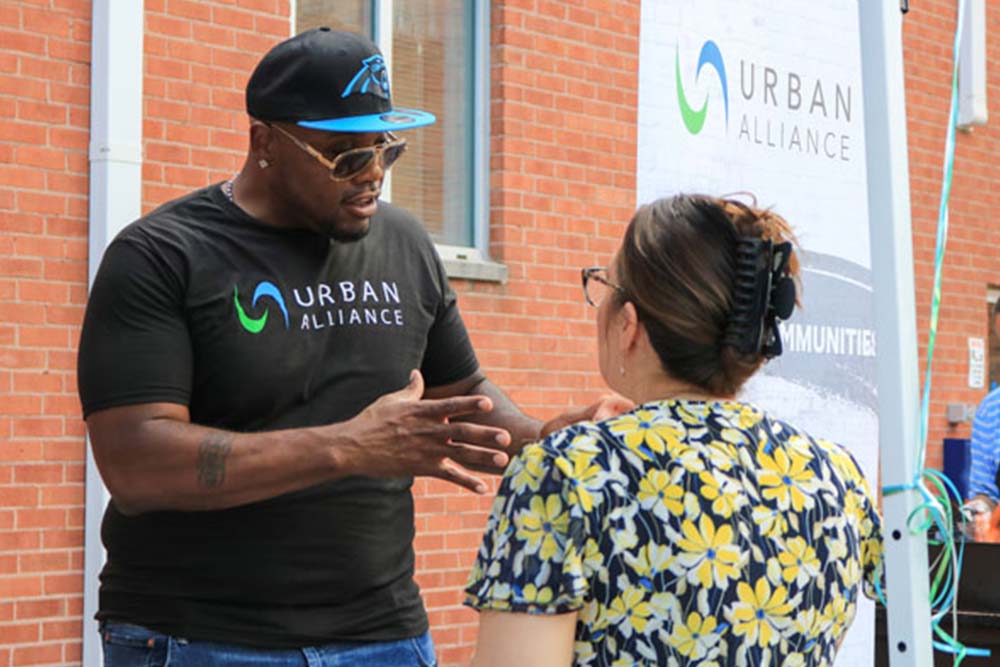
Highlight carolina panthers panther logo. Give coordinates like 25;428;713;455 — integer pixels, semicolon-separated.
341;55;391;100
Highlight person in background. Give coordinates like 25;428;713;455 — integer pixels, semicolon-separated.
979;464;1000;542
77;28;627;667
464;194;884;667
965;299;1000;536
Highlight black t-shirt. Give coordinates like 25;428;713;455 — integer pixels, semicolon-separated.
77;185;479;647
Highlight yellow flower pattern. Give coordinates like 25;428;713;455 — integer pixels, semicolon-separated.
777;536;821;587
608;409;685;459
608;585;656;637
465;399;883;667
515;494;569;560
554;435;607;513
728;577;795;647
637;469;685;519
673;514;743;589
670;611;722;659
757;446;820;512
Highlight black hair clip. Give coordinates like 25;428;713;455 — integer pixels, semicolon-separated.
723;238;796;359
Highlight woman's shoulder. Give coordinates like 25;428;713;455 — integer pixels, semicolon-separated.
517;421;617;472
745;406;872;485
502;421;623;494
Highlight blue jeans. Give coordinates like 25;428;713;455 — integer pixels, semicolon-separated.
99;621;437;667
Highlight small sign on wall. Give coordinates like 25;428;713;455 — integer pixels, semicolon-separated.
969;337;985;388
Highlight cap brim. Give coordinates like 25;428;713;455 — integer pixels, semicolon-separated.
298;107;436;132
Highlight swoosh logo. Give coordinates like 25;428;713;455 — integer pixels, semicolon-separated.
234;281;289;334
676;40;729;135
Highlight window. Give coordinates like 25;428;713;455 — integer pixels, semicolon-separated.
295;0;503;280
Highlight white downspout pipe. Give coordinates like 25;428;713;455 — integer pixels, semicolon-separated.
84;2;144;665
858;2;933;666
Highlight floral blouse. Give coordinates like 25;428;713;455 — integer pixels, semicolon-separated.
465;399;883;667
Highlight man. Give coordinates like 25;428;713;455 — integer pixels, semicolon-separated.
965;298;1000;531
78;28;624;666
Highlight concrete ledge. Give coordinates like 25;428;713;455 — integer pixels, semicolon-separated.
436;244;508;284
442;255;508;283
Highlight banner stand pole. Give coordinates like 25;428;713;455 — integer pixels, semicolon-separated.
858;2;933;666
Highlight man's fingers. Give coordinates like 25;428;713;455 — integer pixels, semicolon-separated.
439;421;510;451
416;394;495;421
403;369;424;399
446;443;509;472
431;462;489;494
377;370;425;405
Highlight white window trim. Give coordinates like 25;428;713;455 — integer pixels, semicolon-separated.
462;0;506;282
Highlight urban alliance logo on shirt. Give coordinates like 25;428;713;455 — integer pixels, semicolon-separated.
676;39;729;135
234;278;406;334
233;281;290;334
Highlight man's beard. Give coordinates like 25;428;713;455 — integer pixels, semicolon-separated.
325;218;372;243
328;226;371;242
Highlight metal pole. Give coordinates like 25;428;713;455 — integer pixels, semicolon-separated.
858;2;933;666
85;1;144;665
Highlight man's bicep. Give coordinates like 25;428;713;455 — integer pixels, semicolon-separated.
85;402;191;500
418;262;479;388
87;402;191;455
78;240;193;417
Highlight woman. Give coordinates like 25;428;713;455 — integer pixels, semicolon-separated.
464;195;883;667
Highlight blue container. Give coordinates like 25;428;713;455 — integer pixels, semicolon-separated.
942;437;971;501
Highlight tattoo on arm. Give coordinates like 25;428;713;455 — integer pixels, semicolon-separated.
197;434;233;488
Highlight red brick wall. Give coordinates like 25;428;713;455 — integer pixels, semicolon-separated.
0;1;995;665
902;2;1000;468
0;1;92;664
142;0;287;211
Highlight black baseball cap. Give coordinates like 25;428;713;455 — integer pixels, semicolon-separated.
245;27;435;133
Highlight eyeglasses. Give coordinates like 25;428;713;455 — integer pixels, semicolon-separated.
269;123;407;181
581;266;625;307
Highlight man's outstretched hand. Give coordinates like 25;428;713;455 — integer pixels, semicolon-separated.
337;370;512;494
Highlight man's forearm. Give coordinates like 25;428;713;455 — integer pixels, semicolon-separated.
89;373;514;515
456;377;634;457
462;378;543;451
89;406;350;516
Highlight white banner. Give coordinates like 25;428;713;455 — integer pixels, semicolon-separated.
637;1;877;664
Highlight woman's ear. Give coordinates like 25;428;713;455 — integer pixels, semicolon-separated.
618;301;642;355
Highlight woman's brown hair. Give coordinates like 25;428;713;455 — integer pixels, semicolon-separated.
613;194;800;396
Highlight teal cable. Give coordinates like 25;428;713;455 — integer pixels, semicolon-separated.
916;0;961;469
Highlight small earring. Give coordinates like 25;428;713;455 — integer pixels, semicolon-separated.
258;159;269;169
619;365;625;376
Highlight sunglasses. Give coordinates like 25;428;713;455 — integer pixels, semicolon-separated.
269;123;408;181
